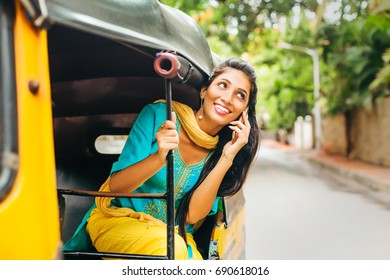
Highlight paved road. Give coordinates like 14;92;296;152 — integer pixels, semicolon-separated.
244;144;390;259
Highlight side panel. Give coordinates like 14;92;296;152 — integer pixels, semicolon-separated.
0;1;60;259
209;208;246;260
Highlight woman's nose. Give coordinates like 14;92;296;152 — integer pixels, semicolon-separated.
220;90;233;104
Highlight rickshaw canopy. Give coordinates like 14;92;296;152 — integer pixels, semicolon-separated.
20;0;217;76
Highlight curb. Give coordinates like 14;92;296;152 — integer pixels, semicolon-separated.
306;155;390;193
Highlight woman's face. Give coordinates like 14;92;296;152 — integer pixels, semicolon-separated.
198;68;251;133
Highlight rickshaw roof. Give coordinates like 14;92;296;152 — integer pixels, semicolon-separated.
41;0;216;75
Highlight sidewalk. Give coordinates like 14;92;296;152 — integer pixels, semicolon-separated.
261;139;390;193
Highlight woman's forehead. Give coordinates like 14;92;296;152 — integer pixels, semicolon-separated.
215;68;251;93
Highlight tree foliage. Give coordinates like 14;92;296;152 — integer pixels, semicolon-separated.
317;7;390;114
162;0;319;55
161;0;390;130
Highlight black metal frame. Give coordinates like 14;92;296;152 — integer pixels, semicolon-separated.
58;189;173;260
164;78;175;260
58;76;176;260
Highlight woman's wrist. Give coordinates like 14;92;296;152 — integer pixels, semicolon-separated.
218;154;234;167
154;151;168;166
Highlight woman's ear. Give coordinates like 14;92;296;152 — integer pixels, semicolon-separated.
200;87;207;99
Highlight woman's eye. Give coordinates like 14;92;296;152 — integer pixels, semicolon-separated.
217;82;227;89
237;92;246;100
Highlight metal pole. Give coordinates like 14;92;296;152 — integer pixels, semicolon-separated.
165;78;175;260
311;51;321;150
279;42;321;150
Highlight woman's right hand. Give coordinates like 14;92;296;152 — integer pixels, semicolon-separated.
156;112;179;163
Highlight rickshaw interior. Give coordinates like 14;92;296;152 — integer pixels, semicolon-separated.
48;24;225;259
0;0;246;260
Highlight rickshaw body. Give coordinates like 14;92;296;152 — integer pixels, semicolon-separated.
0;0;246;260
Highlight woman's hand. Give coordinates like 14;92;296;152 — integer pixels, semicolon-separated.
223;110;251;161
156;112;179;163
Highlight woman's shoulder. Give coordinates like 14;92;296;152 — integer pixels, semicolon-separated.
140;100;166;116
137;101;167;122
146;100;167;112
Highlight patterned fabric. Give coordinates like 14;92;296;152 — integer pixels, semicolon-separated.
109;102;218;232
87;207;203;260
63;102;219;253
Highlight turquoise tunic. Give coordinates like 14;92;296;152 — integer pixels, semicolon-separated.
63;102;219;251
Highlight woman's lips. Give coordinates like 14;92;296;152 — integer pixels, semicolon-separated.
214;103;231;115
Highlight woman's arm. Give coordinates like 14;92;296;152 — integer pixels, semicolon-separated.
109;152;166;193
186;154;233;224
187;111;251;224
110;112;178;193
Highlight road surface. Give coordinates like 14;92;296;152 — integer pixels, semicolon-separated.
244;143;390;259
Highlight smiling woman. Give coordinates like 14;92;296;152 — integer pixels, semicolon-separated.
197;68;251;135
64;58;261;260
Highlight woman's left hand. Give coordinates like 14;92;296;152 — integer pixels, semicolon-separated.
223;110;251;160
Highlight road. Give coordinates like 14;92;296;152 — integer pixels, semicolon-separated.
244;142;390;259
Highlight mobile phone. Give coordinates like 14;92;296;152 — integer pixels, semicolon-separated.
239;107;248;122
232;107;248;139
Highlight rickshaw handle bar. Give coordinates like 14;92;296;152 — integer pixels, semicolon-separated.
154;51;205;89
57;188;165;199
63;251;167;260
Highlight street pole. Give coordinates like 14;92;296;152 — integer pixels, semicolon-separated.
279;42;321;150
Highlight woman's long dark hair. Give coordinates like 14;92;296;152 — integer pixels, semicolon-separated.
176;58;260;242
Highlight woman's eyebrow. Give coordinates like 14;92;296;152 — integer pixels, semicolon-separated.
220;78;248;95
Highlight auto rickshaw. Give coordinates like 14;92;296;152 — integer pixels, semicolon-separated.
0;0;246;260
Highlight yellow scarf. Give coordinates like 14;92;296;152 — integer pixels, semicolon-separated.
154;99;219;149
95;177;166;224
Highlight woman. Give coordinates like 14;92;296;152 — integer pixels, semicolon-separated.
63;58;260;259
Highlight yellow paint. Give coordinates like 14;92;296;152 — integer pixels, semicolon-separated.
210;208;246;260
0;1;61;259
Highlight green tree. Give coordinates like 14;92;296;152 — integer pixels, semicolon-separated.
317;12;390;114
161;0;321;131
260;15;316;131
161;0;390;133
161;0;320;55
